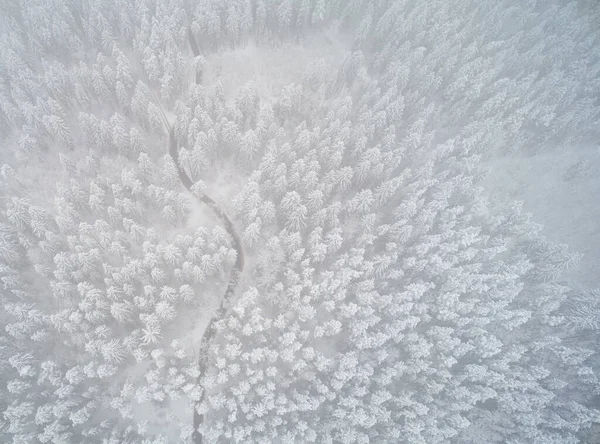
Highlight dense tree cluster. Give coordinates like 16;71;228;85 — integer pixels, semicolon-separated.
0;146;236;441
0;0;599;443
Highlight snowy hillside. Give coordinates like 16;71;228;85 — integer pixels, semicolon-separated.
0;1;599;443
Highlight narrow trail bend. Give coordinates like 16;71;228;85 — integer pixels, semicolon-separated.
158;31;246;444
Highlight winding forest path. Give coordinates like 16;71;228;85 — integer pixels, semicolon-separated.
158;31;245;444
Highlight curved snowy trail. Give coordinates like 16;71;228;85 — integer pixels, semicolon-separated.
169;125;244;443
160;32;245;444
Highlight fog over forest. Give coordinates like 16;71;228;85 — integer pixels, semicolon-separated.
0;0;599;443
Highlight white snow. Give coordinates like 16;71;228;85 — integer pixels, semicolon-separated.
202;28;350;102
483;145;600;289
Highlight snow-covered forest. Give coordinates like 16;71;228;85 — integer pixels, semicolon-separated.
0;0;599;443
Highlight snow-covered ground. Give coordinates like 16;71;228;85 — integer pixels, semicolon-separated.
483;145;600;289
202;28;349;103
